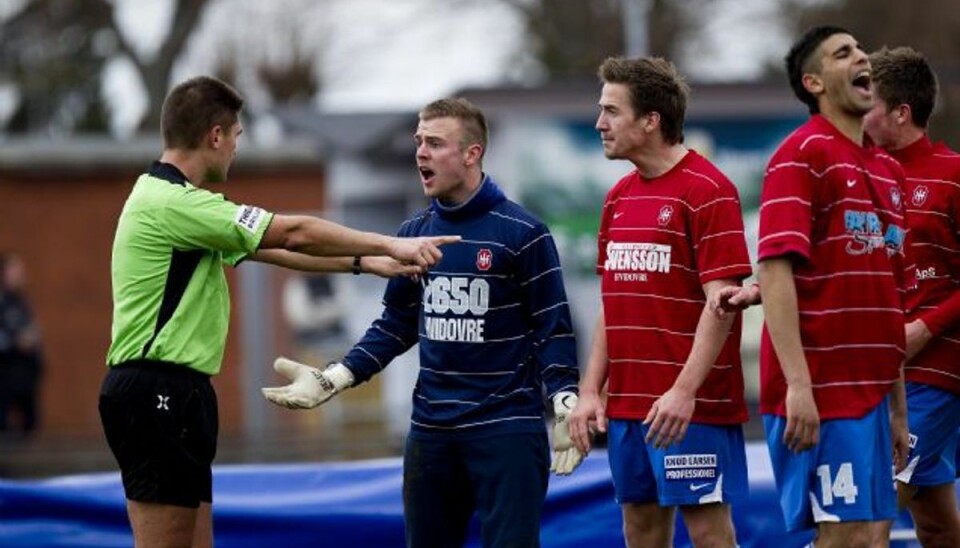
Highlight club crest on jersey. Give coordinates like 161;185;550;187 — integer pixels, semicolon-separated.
657;205;674;226
476;248;493;271
890;187;902;210
912;185;929;207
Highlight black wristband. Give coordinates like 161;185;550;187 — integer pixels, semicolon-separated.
352;256;362;275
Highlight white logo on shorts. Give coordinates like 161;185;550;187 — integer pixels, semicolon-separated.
157;394;170;410
689;482;712;491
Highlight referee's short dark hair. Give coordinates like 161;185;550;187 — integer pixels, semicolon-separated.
162;76;244;150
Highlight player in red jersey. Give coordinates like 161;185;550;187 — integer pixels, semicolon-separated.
756;26;911;547
864;46;960;548
567;56;752;548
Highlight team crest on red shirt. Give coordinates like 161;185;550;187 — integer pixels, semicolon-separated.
890;187;902;210
476;249;493;271
912;185;929;207
657;205;674;226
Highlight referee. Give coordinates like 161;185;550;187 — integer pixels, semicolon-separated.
98;76;457;548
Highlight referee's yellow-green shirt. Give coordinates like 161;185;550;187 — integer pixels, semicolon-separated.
107;162;272;375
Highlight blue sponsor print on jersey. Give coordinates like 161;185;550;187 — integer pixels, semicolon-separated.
843;209;904;256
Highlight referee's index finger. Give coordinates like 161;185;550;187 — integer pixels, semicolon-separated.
427;235;462;246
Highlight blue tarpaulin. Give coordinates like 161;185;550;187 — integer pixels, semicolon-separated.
0;443;932;547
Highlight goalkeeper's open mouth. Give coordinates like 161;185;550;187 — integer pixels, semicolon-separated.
418;165;436;186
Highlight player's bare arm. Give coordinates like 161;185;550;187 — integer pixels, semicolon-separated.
904;319;932;360
890;369;909;473
645;278;739;449
568;309;609;455
759;258;819;453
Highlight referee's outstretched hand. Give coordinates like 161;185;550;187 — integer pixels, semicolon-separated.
388;236;460;268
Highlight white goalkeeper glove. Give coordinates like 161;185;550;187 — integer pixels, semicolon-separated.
550;391;584;475
261;357;354;409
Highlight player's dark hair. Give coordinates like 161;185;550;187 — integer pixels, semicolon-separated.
870;46;938;128
597;56;689;145
161;76;244;150
786;25;851;114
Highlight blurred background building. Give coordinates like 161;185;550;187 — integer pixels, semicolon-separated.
1;0;959;477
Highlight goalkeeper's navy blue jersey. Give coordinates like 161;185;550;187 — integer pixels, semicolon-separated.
343;176;579;439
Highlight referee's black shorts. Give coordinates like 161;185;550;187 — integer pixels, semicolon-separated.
98;360;218;508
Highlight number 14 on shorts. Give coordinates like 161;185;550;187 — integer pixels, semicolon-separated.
816;462;859;506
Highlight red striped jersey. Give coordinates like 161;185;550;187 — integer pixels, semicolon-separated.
893;136;960;394
597;150;752;424
758;115;910;419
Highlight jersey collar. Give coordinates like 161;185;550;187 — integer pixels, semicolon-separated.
890;134;934;164
148;161;190;186
431;174;506;221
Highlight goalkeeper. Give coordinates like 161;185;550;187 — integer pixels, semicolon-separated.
264;98;582;548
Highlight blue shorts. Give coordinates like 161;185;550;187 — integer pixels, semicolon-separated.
763;398;897;532
607;419;748;507
896;382;960;487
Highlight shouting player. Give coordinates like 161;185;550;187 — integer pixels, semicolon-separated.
263;98;581;548
757;26;911;548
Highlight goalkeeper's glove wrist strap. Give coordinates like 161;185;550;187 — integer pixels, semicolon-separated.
324;362;355;391
553;391;578;418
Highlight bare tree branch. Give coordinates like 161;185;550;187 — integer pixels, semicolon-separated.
138;0;210;130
